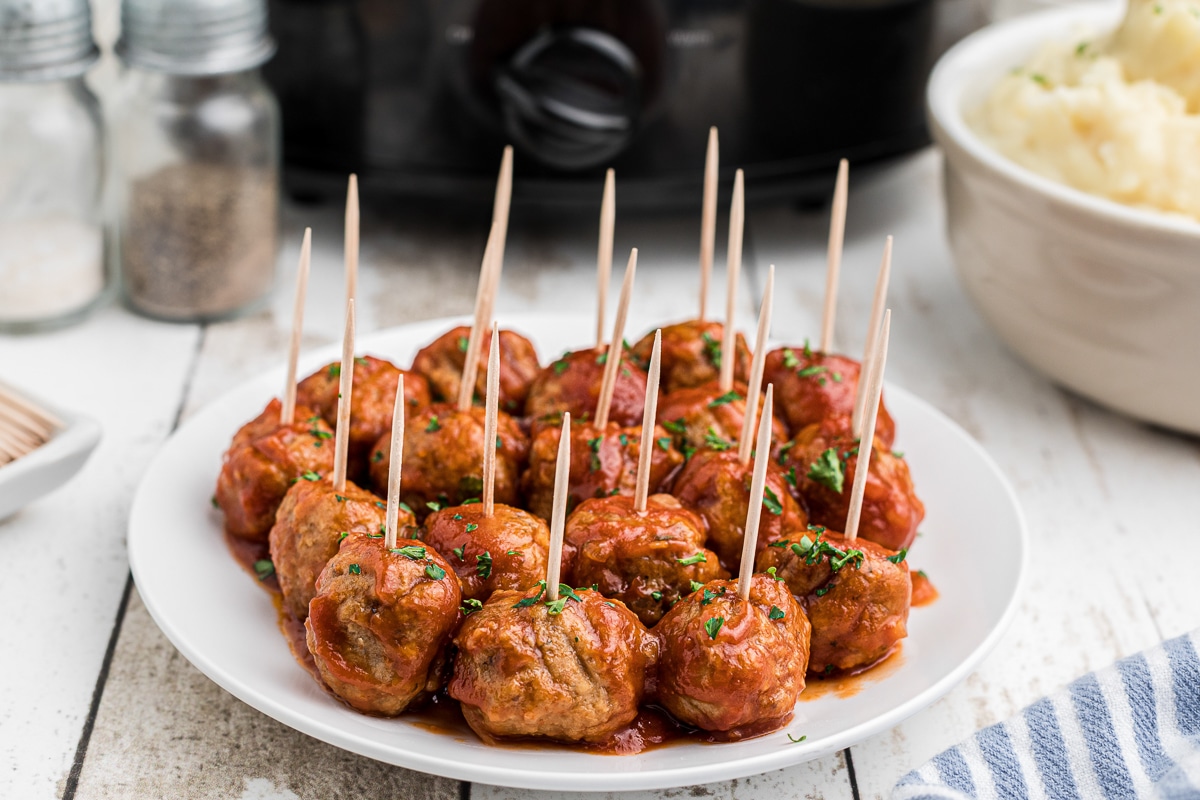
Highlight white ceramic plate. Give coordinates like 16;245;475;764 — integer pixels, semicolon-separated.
128;313;1027;792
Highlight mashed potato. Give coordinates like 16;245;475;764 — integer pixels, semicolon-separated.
970;0;1200;219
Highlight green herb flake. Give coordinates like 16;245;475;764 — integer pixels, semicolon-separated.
466;523;479;533
457;335;469;353
807;448;845;493
310;428;333;440
327;363;340;378
373;450;384;463
701;332;722;368
677;552;708;566
887;548;908;564
1031;72;1048;86
782;348;799;369
301;471;321;482
459;475;483;497
814;582;834;597
513;581;547;608
253;559;275;581
700;589;716;606
767;566;782;581
708;390;742;409
769;605;786;620
334;494;346;502
776;440;796;464
762;486;784;516
463;498;481;505
552;358;569;375
425;564;446;580
545;597;568;615
690;580;704;593
210;495;218;509
588;436;603;471
832;372;843;383
656;436;672;452
425;415;442;433
476;551;493;579
619;433;629;447
704;428;733;452
797;365;827;378
917;570;928;579
704;616;725;640
426;501;442;512
461;598;483;615
452;546;465;560
398;502;413;515
785;466;798;489
787;734;807;744
506;549;521;556
338;531;349;541
651;591;663;601
348;563;362;575
392;545;426;560
596;351;609;365
663;419;688;435
892;450;905;459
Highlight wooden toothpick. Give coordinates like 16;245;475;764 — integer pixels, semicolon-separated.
545;412;571;603
384;374;406;550
596;168;615;348
738;264;774;465
281;227;312;426
594;248;638;429
344;174;359;312
457;221;502;411
698;126;719;322
482;323;500;518
331;299;356;492
844;310;891;543
819;159;849;354
852;236;893;439
633;330;663;513
719;169;744;393
737;384;775;600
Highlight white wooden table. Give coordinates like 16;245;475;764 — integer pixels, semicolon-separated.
3;149;1198;800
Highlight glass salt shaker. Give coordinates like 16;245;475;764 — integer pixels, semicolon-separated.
0;0;106;333
113;0;280;322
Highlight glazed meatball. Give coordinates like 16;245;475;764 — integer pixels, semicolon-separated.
229;398;323;451
423;503;550;603
269;477;416;622
305;532;461;715
655;575;811;735
564;494;727;627
216;406;335;541
762;346;895;444
525;346;649;427
631;320;750;394
672;449;808;573
296;355;432;469
656;380;788;459
368;403;529;521
779;415;923;552
410;326;540;415
449;585;658;744
522;420;683;520
756;526;910;674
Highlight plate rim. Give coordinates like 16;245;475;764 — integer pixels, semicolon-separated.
128;311;1029;791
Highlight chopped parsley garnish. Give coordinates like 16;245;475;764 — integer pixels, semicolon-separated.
595;351;608;365
803;339;814;359
310;428;332;440
327;363;340;378
348;564;361;575
700;589;716;606
338;531;349;541
663;419;688;435
463;498;481;505
466;523;479;533
425;564;446;580
787;734;807;744
506;549;521;556
619;433;629;447
425;415;441;432
657;437;672;452
917;570;928;579
460;598;483;616
807;448;845;493
785;466;798;489
373;450;384;463
677;552;708;566
334;494;346;502
426;501;442;512
513;581;547;608
690;580;704;593
708;390;741;408
769;605;786;620
459;475;483;497
392;545;426;560
651;591;663;601
797;365;827;378
1031;72;1048;86
300;471;321;482
456;335;468;353
704;616;724;639
545;597;568;615
253;559;274;581
893;450;905;459
398;502;413;515
704;428;733;451
587;437;603;471
452;546;465;560
832;372;843;383
776;440;796;464
824;664;835;676
701;332;722;367
767;566;782;581
762;486;784;516
552;358;569;375
355;356;369;366
782;348;799;369
210;495;218;508
887;548;908;564
476;551;493;579
452;513;462;520
814;582;834;597
1075;41;1089;56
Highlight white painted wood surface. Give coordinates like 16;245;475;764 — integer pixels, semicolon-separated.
2;149;1198;800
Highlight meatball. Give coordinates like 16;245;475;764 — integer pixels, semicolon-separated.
630;320;750;394
762;346;895;444
525;346;649;427
368;403;529;521
449;585;658;744
215;408;336;541
779;416;923;552
655;575;811;735
410;326;540;415
296;355;432;470
672;449;808;573
757;527;909;674
564;494;728;627
656;380;788;459
229;398;323;451
423;503;550;603
522;420;683;521
269;477;416;621
305;532;462;716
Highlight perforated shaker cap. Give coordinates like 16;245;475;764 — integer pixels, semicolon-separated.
117;0;275;76
0;0;99;81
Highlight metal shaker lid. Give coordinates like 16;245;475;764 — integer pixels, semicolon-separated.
116;0;275;76
0;0;100;81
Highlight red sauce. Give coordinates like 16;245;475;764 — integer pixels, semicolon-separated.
224;530;279;593
911;571;939;607
799;644;905;700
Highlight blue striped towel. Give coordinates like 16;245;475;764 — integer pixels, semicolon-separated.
893;630;1200;800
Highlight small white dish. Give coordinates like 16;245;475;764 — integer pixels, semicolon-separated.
927;4;1200;434
0;382;101;521
128;312;1027;792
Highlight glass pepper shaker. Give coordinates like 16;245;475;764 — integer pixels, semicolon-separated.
113;0;280;322
0;0;106;333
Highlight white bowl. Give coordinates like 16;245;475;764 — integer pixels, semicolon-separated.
0;383;101;521
927;3;1200;434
